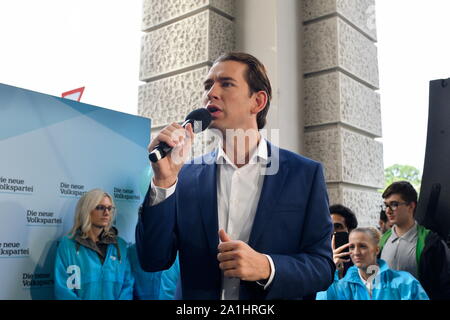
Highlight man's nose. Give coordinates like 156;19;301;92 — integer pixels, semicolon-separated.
206;83;220;100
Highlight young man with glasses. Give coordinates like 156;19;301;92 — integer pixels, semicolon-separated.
379;181;450;299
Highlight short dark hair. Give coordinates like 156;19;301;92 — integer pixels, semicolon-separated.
329;204;358;231
213;52;272;129
382;181;418;204
380;209;388;222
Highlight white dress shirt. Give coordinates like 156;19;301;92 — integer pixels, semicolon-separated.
149;138;275;300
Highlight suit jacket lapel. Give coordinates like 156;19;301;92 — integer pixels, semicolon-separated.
197;151;219;252
249;143;288;247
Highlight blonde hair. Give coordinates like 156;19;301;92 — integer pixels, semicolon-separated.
350;227;381;247
69;189;116;239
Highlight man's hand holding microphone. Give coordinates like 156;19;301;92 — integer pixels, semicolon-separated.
147;108;212;188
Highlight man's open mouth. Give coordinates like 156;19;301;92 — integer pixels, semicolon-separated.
207;105;222;116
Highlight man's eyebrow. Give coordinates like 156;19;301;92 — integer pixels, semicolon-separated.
217;76;237;82
203;76;237;85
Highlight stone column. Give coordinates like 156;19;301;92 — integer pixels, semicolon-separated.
302;0;384;226
138;0;235;155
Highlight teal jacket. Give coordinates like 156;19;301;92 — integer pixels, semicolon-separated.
128;243;162;300
54;235;134;300
316;259;429;300
159;254;180;300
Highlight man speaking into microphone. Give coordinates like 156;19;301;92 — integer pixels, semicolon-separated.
136;52;335;300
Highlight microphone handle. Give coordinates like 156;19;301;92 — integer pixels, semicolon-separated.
148;119;191;163
148;142;173;163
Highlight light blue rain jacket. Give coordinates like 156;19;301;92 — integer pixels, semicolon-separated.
159;253;180;300
54;236;134;300
128;243;162;300
316;259;429;300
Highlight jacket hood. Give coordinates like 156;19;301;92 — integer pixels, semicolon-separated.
73;226;120;260
74;226;118;243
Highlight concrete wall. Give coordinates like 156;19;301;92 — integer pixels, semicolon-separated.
302;0;384;226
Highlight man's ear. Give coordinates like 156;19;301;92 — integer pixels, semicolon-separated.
410;201;417;216
251;91;268;115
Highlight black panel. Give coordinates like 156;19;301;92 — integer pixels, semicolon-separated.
416;79;450;242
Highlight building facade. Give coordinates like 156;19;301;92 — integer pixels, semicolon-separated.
138;0;384;227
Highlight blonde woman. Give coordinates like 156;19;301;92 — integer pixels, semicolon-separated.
316;227;429;300
54;189;134;299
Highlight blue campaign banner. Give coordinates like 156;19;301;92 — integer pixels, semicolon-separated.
0;83;152;299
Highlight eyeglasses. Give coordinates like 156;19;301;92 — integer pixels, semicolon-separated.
95;205;115;213
380;201;409;211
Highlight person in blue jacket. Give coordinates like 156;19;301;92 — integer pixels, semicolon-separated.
316;227;429;300
54;189;134;300
128;243;162;300
159;253;180;300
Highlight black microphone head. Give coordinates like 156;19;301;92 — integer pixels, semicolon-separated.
185;108;212;133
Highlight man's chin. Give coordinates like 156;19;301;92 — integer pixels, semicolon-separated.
388;217;396;224
207;122;225;134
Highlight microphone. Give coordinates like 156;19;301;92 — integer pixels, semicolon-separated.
148;108;212;163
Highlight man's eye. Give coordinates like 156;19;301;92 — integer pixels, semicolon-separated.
222;82;232;87
390;202;399;206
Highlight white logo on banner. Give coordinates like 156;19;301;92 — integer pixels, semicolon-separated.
66;265;81;290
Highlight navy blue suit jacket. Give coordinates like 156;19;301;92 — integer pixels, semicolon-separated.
136;142;335;299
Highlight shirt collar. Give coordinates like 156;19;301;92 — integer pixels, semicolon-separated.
401;221;418;242
216;137;269;167
391;221;418;243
